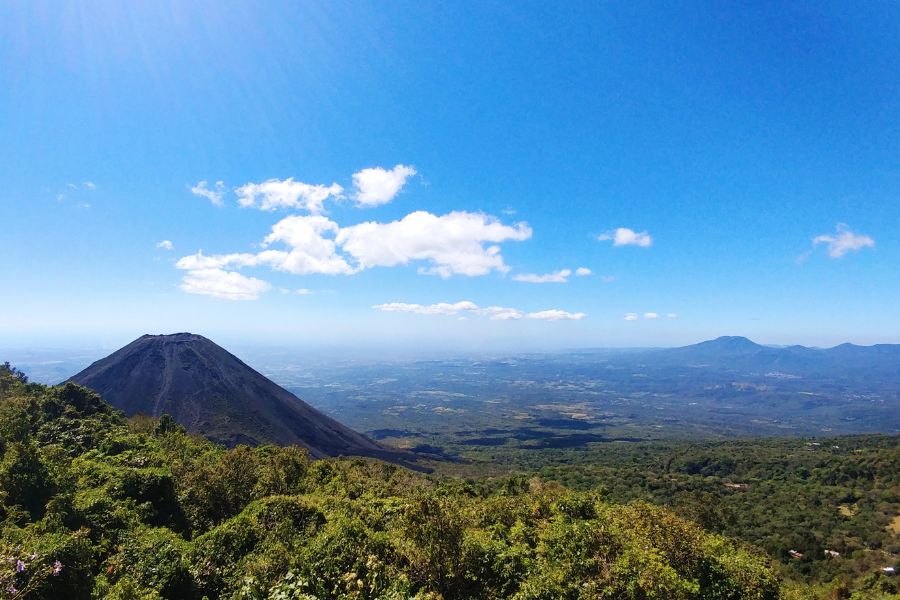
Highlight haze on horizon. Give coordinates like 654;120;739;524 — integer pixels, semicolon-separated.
2;2;898;351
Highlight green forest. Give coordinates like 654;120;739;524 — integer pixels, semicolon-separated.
0;364;896;599
436;436;899;599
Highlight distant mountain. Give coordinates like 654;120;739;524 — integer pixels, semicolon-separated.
69;333;407;461
670;336;765;357
651;336;900;375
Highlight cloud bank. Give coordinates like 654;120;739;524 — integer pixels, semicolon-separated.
374;301;585;321
176;211;532;298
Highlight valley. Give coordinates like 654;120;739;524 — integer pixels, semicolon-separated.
2;337;898;598
244;340;899;461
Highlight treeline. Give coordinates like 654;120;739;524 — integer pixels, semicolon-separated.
489;437;898;599
0;364;781;599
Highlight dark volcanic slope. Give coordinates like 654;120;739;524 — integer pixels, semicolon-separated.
69;333;401;460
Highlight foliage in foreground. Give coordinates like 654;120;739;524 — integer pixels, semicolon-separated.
0;363;850;599
460;434;900;598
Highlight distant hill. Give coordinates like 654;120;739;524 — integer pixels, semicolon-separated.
651;335;900;375
69;333;407;462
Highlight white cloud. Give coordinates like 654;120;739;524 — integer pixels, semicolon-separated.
480;306;525;320
176;216;357;276
260;215;357;275
373;301;584;321
175;251;261;271
811;224;875;259
624;311;677;321
190;180;226;206
179;268;270;300
83;181;96;190
598;227;653;247
527;309;586;321
575;267;592;277
156;240;174;250
513;269;572;284
336;211;532;277
375;301;480;316
175;211;531;302
235;178;343;213
352;164;417;207
280;288;313;296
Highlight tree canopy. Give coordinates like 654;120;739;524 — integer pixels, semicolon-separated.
0;364;794;599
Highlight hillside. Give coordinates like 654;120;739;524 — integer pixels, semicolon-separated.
435;434;900;594
0;364;785;599
68;333;403;462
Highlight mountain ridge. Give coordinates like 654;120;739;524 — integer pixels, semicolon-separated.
654;335;900;374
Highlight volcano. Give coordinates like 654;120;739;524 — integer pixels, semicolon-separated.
69;333;403;461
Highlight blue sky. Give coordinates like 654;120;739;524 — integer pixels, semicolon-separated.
1;1;898;351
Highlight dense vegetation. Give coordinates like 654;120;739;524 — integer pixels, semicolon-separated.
0;364;786;599
438;437;899;599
